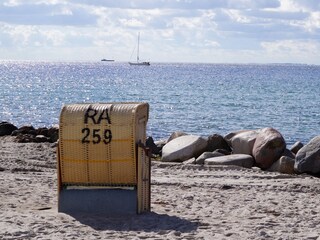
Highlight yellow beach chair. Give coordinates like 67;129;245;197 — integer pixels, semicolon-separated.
57;102;150;215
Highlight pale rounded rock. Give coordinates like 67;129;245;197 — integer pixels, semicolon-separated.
161;135;207;162
204;154;254;168
230;130;259;155
224;130;251;145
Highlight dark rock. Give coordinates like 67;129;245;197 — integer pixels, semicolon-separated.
47;126;59;143
10;130;19;136
0;122;18;136
290;141;304;155
16;125;36;135
206;134;231;152
252;127;286;170
215;148;231;155
146;136;161;155
294;136;320;174
195;151;225;164
14;134;36;143
282;148;296;159
268;156;295;174
220;185;234;190
36;127;49;137
10;125;59;143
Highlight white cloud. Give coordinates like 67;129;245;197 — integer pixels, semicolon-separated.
171;17;201;29
69;0;281;10
40;29;65;46
0;2;98;26
119;18;145;28
3;0;67;6
51;6;73;16
225;9;251;23
261;39;320;63
8;25;36;46
279;0;320;12
304;11;320;32
204;40;220;47
0;0;319;64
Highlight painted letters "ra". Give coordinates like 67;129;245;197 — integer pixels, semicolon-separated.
84;106;111;124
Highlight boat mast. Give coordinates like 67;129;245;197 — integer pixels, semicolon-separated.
137;32;140;63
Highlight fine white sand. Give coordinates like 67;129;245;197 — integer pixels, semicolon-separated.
1;136;320;239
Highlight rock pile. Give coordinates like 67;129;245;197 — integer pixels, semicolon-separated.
154;127;320;176
0;122;58;143
1;120;319;176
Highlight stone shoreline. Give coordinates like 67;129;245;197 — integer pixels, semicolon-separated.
1;121;320;177
151;127;320;177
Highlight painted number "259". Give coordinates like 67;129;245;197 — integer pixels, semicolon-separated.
81;128;112;144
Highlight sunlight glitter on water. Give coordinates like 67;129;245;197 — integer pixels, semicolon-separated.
0;61;319;145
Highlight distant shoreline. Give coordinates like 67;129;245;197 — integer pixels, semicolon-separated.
1;60;319;66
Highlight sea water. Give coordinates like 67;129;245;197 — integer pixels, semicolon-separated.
0;61;319;145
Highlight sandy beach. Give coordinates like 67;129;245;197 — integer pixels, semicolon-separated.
1;135;320;239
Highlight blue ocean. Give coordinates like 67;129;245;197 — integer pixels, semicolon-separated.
0;61;319;145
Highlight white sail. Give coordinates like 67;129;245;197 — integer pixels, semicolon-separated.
129;32;150;66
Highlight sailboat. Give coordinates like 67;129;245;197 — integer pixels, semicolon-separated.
129;32;150;66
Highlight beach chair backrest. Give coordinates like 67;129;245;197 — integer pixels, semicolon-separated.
57;102;150;214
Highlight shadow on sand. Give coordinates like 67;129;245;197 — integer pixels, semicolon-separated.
67;211;199;232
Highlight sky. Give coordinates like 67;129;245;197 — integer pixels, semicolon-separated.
0;0;319;64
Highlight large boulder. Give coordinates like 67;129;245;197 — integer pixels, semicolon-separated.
268;156;295;174
294;136;320;174
0;122;18;136
206;134;231;152
230;130;259;155
12;125;36;135
161;135;207;162
252;127;286;169
204;154;254;168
